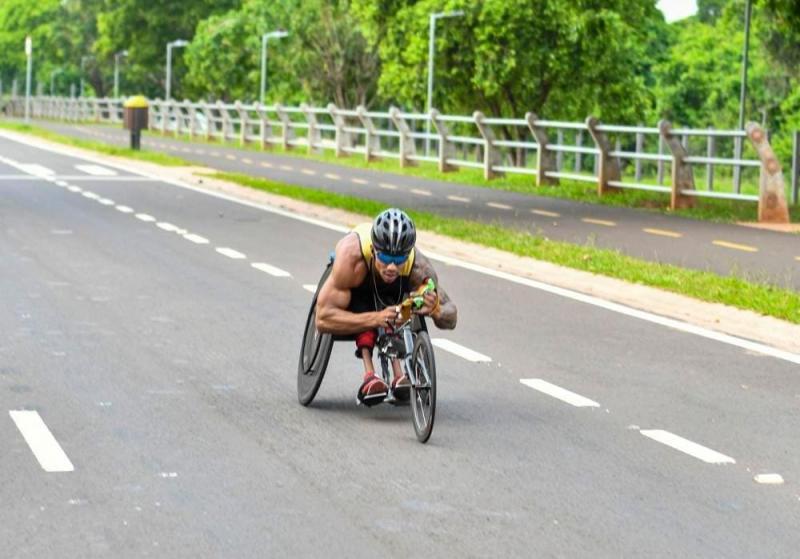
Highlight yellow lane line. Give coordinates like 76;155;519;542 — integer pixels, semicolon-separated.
643;228;683;238
351;178;368;185
301;169;317;176
582;218;617;227
325;173;341;180
712;240;758;253
531;209;560;218
487;202;512;210
447;195;470;203
411;188;432;196
379;182;398;190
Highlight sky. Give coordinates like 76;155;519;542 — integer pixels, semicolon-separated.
657;0;698;22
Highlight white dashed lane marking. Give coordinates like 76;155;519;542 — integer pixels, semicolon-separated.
301;169;316;176
713;240;758;253
216;247;246;259
325;173;341;181
379;182;398;190
252;262;292;277
351;178;368;185
519;379;600;408
98;198;115;206
18;164;55;176
183;233;209;244
135;213;156;222
75;164;117;176
115;205;134;213
448;195;470;203
81;191;100;200
639;429;735;464
582;218;616;227
644;228;683;238
431;338;491;362
411;188;432;196
67;186;83;193
531;209;560;218
487;202;512;210
10;410;74;473
156;222;187;234
754;473;784;485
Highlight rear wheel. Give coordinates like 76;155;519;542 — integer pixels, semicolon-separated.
410;331;436;443
297;266;334;406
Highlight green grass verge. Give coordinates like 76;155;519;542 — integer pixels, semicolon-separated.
214;170;800;325
0;121;191;167
130;127;800;224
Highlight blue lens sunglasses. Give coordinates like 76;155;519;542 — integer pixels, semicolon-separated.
375;251;409;266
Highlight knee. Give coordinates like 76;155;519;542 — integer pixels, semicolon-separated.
355;329;377;358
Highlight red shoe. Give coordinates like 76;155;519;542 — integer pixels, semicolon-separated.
392;374;411;402
357;374;388;406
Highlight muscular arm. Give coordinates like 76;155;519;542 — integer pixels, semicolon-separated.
315;234;381;335
409;250;457;330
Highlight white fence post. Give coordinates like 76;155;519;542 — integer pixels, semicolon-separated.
429;109;455;172
747;122;790;223
388;106;416;168
328;103;349;157
255;103;272;150
274;103;292;150
357;105;379;161
658;120;696;210
235;101;247;146
586;116;621;197
302;103;321;154
473;111;502;179
525;113;558;186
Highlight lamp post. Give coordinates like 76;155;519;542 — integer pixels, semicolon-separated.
260;30;289;104
114;50;128;98
165;39;188;101
425;10;464;156
50;68;63;96
24;36;32;122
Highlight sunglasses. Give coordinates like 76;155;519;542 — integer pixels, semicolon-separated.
375;251;409;266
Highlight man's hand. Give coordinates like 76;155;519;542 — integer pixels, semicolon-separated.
414;291;439;317
373;306;401;329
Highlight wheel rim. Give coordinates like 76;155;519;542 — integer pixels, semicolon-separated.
411;337;435;440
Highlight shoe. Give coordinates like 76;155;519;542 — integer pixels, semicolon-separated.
391;374;411;402
357;374;388;407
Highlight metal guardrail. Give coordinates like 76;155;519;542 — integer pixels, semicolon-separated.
6;95;793;223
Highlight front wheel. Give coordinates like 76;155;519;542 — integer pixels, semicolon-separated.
297;266;334;406
410;331;436;443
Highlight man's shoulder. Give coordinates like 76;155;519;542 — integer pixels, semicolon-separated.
332;233;368;286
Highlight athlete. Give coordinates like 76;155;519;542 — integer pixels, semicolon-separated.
315;208;457;405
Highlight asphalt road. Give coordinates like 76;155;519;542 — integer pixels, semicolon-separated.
2;132;800;558
31;120;800;291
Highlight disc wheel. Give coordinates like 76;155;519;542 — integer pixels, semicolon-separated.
410;331;437;443
297;267;333;406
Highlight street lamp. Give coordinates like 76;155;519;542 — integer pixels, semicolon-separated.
114;50;128;98
50;68;63;96
260;30;289;104
80;55;94;97
165;39;189;101
24;36;32;122
425;10;464;156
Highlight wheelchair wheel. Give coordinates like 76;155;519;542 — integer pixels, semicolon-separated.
297;265;334;406
410;331;436;443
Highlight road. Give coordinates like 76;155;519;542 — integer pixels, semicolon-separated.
31;120;800;291
2;131;800;558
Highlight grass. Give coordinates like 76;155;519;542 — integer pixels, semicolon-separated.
0;121;192;167
214;170;800;325
114;126;800;224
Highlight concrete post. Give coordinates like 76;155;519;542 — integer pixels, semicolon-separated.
219;101;231;143
234;101;246;145
473;111;503;179
274;103;292;150
160;101;169;135
199;102;211;141
635;129;644;181
255;103;273;150
328;103;350;158
188;102;197;139
388;106;416;168
586;116;621;196
525;113;558;186
356;105;380;161
658;120;696;210
706;128;715;191
301;103;321;154
575;130;584;172
174;100;186;136
556;129;564;171
747;122;790;223
429;109;455;172
792;130;799;206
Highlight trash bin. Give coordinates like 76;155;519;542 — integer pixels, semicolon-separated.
123;95;148;150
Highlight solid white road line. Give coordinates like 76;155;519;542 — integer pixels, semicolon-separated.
9;410;74;472
303;284;317;293
216;247;246;259
75;164;118;176
639;429;735;464
135;213;156;222
7;130;797;365
519;379;600;407
115;205;134;213
183;233;209;244
431;338;491;362
252;262;292;277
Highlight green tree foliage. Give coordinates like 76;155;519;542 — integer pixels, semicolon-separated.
0;0;61;92
94;0;240;99
364;0;666;124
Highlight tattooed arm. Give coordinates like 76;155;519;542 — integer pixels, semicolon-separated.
409;249;457;330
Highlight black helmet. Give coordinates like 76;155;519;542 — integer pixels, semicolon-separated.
371;208;416;255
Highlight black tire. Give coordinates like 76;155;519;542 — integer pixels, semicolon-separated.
410;331;436;443
297;266;334;406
